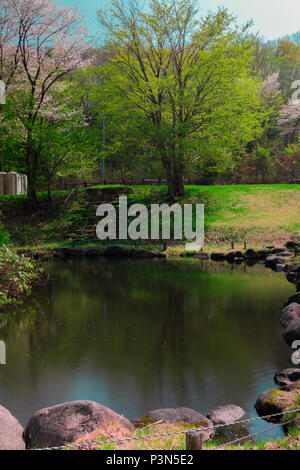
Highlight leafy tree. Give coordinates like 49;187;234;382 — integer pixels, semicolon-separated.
98;0;264;198
0;0;89;207
252;38;300;100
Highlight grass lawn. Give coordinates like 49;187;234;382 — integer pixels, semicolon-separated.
0;184;299;252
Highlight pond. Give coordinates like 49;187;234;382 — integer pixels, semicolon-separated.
0;258;295;442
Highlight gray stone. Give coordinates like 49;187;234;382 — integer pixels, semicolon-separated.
286;241;300;251
254;389;283;423
211;253;227;261
257;249;271;259
280;303;300;327
274;368;300;387
24;400;133;449
283;318;300;347
207;405;245;426
244;249;260;259
274;264;285;272
286;272;300;285
265;255;285;268
284;264;299;273
0;405;25;450
285;292;300;308
146;407;214;442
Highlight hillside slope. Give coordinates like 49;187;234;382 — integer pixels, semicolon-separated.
0;184;299;250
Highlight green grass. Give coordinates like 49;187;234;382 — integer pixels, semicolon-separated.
0;184;299;251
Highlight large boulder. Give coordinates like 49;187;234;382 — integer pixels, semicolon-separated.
285;292;300;308
244;249;260;259
24;401;133;449
274;369;300;387
286;241;300;251
265;255;285;269
284;264;300;274
255;389;284;423
211;253;227;261
283;318;300;347
257;249;271;259
104;246;124;258
255;382;300;432
286;272;300;288
136;407;214;442
207;404;245;426
0;405;25;450
280;303;300;328
226;252;244;262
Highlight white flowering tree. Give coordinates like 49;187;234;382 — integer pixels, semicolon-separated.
0;0;89;207
278;100;300;143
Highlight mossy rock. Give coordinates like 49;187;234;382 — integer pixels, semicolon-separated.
255;381;300;430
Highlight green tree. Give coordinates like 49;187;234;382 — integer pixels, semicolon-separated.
0;79;94;201
99;0;264;197
0;0;89;207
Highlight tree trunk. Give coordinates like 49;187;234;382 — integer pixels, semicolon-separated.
166;163;185;199
161;146;185;199
47;180;53;203
26;171;38;209
25;137;39;210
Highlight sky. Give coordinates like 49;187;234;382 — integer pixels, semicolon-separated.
58;0;300;41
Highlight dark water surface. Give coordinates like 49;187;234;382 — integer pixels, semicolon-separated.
0;258;295;440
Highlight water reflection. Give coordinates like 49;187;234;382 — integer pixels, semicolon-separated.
0;258;295;440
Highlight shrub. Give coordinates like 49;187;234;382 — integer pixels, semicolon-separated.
0;247;42;306
0;220;9;246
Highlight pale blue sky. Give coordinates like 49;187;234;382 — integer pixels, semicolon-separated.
59;0;300;40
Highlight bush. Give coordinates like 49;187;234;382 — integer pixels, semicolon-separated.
0;220;9;246
0;247;41;306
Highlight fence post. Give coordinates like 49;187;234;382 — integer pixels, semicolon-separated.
186;431;203;450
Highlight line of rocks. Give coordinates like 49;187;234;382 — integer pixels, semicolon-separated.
254;240;300;433
210;240;299;272
19;246;168;261
0;401;246;450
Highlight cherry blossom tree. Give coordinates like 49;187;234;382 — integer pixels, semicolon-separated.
278;99;300;143
277;99;300;180
0;0;90;206
259;73;281;103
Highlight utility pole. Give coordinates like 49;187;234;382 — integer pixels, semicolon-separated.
101;117;106;185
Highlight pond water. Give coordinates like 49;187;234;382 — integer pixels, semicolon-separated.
0;258;296;442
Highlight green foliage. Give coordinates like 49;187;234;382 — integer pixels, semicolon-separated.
0;247;42;307
0;220;9;246
255;439;267;450
96;0;265;195
288;426;300;439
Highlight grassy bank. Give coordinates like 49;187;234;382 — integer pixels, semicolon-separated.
0;184;299;252
68;420;300;451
